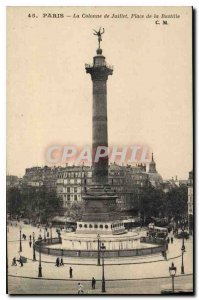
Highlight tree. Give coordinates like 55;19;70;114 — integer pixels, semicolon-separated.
165;185;188;222
6;186;22;219
7;184;62;223
38;188;62;223
138;186;166;224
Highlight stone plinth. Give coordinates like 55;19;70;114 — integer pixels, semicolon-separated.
79;185;125;234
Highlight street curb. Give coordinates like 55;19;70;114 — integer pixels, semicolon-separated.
8;273;193;281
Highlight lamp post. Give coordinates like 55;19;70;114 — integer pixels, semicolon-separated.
19;225;22;252
181;226;185;274
50;223;52;242
101;243;106;293
58;230;61;243
97;234;101;266
153;223;155;238
169;262;177;293
33;243;36;261
38;235;42;277
33;232;35;243
44;228;46;242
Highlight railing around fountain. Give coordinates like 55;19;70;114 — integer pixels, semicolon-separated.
140;236;166;245
34;237;166;258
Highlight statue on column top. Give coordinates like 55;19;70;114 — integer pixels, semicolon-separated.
93;27;105;48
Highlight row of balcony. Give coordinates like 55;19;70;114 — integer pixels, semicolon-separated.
85;63;114;70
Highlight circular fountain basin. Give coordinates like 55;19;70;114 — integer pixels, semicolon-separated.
34;229;167;258
58;230;140;251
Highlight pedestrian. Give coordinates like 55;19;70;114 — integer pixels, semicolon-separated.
69;266;73;278
60;258;64;266
29;234;32;241
91;277;96;289
171;237;173;244
77;283;84;294
55;257;60;267
167;237;170;244
19;257;23;267
29;240;32;248
11;257;17;266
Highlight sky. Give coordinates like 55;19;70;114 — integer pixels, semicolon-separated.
7;6;192;179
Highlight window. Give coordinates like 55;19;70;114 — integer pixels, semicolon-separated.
79;224;82;228
84;224;87;228
67;195;70;201
89;224;93;228
99;225;103;229
74;187;77;193
94;224;98;229
105;225;108;229
74;195;77;201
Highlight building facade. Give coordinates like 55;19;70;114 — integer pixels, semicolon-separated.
23;166;61;191
6;175;21;188
57;163;150;216
20;161;163;218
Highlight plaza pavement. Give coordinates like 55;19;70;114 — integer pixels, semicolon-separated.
8;274;193;294
7;222;193;294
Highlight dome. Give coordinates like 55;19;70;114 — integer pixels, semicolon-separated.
147;153;163;186
148;172;163;186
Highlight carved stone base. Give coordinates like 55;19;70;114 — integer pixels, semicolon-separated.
79;184;125;234
76;220;125;235
82;185;119;221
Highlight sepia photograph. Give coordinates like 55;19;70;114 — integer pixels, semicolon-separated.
6;6;193;295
